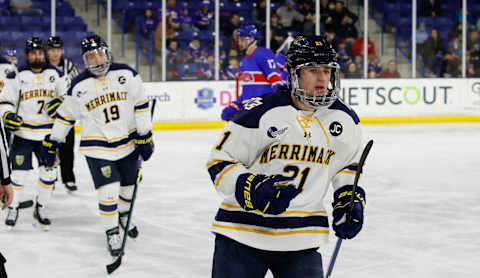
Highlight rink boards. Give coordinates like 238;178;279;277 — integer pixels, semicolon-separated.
143;78;480;130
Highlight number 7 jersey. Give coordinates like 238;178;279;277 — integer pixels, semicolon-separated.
50;63;152;161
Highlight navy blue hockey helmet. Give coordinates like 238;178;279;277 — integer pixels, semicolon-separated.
81;34;112;76
286;35;340;108
47;36;64;49
236;25;259;40
25;37;47;69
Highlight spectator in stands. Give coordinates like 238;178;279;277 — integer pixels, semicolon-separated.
185;37;203;64
223;13;241;38
380;60;401;78
368;55;382;76
179;8;197;32
468;30;480;72
195;2;214;31
416;22;429;45
456;11;474;28
345;62;361;78
276;0;304;29
321;0;337;33
467;63;479;77
299;1;315;35
10;0;43;16
337;40;352;69
252;0;266;29
0;0;9;15
225;57;239;80
140;8;157;40
448;24;463;40
271;29;286;53
154;0;180;51
333;0;358;39
352;36;375;57
420;0;440;17
325;30;339;51
422;28;446;76
447;35;462;59
167;39;185;71
270;13;284;35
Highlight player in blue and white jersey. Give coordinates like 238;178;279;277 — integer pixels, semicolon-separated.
221;25;284;121
0;37;66;230
39;35;154;257
207;35;367;277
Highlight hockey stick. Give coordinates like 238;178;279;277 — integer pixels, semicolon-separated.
106;159;142;274
325;139;373;278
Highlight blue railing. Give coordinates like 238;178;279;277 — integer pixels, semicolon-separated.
394;34;425;77
135;31;154;81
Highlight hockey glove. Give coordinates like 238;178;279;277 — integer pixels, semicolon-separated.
332;185;366;239
133;131;154;161
3;111;22;131
46;96;64;118
39;135;60;168
221;103;241;121
235;173;300;215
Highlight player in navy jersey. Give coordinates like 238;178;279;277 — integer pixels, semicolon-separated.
221;25;284;121
208;35;367;277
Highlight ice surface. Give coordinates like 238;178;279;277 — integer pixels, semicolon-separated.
1;123;480;277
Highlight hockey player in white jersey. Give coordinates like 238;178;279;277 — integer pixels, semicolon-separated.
207;35;366;277
39;35;154;257
0;37;66;230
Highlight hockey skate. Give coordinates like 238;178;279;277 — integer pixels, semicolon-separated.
5;207;19;230
64;182;78;192
106;226;122;257
33;201;51;231
119;211;139;238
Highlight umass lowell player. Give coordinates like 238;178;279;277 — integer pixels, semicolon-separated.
221;25;283;121
40;35;154;257
0;38;65;230
207;35;367;277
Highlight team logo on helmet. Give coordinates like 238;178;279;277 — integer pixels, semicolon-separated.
15;155;24;166
101;165;112;178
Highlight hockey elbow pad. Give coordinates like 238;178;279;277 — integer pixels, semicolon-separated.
3;111;23;131
234;173;300;215
332;185;366;239
46;96;64;118
133;131;154;161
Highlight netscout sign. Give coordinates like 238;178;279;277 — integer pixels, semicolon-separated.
338;79;469;116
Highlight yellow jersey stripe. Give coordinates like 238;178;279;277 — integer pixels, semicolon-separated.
134;109;149;113
99;199;118;205
220;202;327;215
313;116;331;145
212;223;329;236
100;211;118;216
206;159;236;167
79;141;135;152
339;169;356;175
215;164;240;189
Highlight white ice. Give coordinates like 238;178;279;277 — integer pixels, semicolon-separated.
1;123;480;278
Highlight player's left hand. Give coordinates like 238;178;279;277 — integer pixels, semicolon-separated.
133;131;154;161
39;135;60;168
332;184;366;239
221;103;241;121
46;96;64;118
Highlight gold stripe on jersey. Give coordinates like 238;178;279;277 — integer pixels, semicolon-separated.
19;128;51;133
39;181;54;189
23;119;54;125
56;117;74;126
99;199;118;205
220;202;327;216
206;159;236;167
259;144;336;165
20;89;55;102
339;169;355;175
215;164;241;189
212;223;329;235
85;91;128;112
79;141;134;152
81;129;136;141
135;108;149;114
313;116;331;145
135;98;148;106
100;210;118;216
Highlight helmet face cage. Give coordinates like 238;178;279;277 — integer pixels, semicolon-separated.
291;62;340;108
286;35;340;109
82;47;112;76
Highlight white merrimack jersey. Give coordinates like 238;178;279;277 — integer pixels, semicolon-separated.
207;87;364;251
51;63;152;161
0;57;17;79
0;64;65;141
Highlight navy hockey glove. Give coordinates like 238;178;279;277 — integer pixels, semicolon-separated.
332;185;366;239
133;131;154;161
39;135;60;168
221;103;240;121
235;173;300;215
3;111;22;131
46;96;64;118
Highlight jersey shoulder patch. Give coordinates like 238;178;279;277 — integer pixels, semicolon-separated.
328;99;360;124
67;70;92;96
109;63;138;77
233;87;292;128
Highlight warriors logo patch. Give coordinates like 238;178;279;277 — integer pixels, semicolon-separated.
15;155;24;166
101;165;112;178
329;121;343;136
